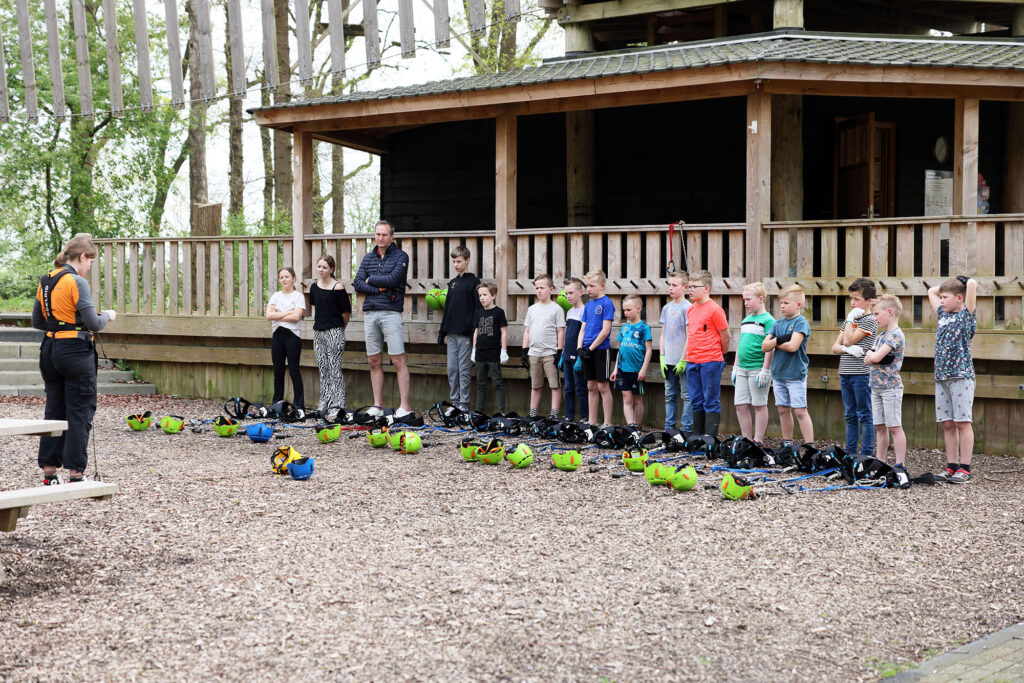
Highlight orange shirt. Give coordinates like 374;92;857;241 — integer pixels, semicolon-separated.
685;299;729;363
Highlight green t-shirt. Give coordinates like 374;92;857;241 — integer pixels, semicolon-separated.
736;311;776;369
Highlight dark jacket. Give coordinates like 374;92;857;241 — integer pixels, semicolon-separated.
353;242;409;313
440;271;482;337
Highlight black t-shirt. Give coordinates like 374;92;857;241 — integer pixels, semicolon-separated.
309;281;352;331
474;306;507;363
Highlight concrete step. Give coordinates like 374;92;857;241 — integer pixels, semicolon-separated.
0;382;157;397
0;327;43;342
0;358;40;370
0;369;137;385
0;342;37;359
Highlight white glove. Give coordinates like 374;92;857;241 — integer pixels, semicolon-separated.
471;349;476;363
730;366;738;385
845;345;865;358
846;307;866;322
756;368;771;388
499;349;509;364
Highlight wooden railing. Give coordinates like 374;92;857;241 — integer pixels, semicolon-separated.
92;215;1024;342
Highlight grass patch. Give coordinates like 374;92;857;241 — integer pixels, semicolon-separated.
865;656;916;679
0;296;34;314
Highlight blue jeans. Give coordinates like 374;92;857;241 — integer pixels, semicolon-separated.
563;360;588;422
841;373;874;456
664;370;692;432
686;360;726;414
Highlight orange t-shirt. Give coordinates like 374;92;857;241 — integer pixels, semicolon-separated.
685;299;729;363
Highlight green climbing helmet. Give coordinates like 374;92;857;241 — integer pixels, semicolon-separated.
666;464;698;491
316;423;341;443
367;428;389;448
426;288;442;311
622;447;649;472
721;472;757;500
213;416;239;437
506;443;533;469
556;289;571;312
644;460;671;486
459;438;484;462
399;432;422;454
478;439;506;465
551;450;582;471
126;411;153;431
389;429;404;450
160;415;185;434
438;288;448;308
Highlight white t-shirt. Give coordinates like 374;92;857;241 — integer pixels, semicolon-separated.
524;301;566;356
269;290;306;337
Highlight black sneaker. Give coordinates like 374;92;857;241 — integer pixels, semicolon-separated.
949;469;974;484
933;468;956;483
42;474;61;486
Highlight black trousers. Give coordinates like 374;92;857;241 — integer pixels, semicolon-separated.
38;337;97;472
271;327;304;408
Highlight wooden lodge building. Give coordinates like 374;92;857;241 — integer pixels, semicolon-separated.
98;0;1024;454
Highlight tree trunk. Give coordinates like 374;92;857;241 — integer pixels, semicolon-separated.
225;1;244;220
260;74;275;227
273;0;293;223
186;0;208;227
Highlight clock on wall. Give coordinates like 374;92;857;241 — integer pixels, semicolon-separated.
933;135;950;164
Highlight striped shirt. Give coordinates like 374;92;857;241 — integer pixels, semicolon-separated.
838;314;877;375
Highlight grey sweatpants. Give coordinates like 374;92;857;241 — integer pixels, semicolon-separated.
446;333;473;409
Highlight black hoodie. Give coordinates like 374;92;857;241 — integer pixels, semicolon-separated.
440;271;482;336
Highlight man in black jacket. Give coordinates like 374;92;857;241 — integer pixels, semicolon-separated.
438;245;482;410
353;220;412;417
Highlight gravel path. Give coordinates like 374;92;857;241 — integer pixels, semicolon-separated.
2;395;1022;681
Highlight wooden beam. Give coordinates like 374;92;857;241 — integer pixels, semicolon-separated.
43;0;65;121
566;110;594;226
495;115;517;313
954;98;979;276
773;0;803;28
72;0;93;119
102;0;123;116
132;0;153;111
469;0;486;35
292;131;314;281
745;90;771;281
326;0;346;75
558;0;742;24
363;0;381;68
260;0;278;91
770;94;802;222
564;23;594;53
296;0;314;85
165;0;185;108
15;0;37;122
196;0;217;102
431;0;450;48
398;0;416;57
312;130;389;154
226;0;246;97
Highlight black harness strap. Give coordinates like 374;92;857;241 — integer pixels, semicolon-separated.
39;265;89;340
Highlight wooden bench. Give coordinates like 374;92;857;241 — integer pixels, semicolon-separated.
0;418;69;438
0;481;118;582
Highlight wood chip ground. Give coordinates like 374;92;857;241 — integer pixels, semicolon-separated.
2;395;1022;680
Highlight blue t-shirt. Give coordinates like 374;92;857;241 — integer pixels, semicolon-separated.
581;295;615;350
616;321;652;373
658;299;690;365
768;315;811;381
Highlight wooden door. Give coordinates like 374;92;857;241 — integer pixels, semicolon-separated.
834;113;875;219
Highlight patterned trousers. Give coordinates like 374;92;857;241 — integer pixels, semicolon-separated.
314;327;347;417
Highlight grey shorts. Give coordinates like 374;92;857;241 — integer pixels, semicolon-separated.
871;386;903;427
773;378;807;409
364;310;405;357
734;367;770;407
529;354;559;389
935;377;974;423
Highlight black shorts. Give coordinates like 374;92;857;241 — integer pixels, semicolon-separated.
614;371;645;395
582;348;612;382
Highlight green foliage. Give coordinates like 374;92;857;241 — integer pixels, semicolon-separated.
453;0;553;75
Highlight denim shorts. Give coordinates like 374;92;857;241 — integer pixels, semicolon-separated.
773;378;807;408
364;310;405;356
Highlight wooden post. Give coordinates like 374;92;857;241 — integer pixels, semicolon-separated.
1005;11;1024;214
43;0;65;121
165;0;185;108
192;203;223;236
953;98;979;273
72;0;93;119
260;0;278;91
226;0;246;97
771;94;802;279
362;0;381;68
433;0;450;48
295;0;314;83
15;0;38;122
564;23;594;54
745;90;771;281
773;0;803;28
132;0;152;112
102;0;123;116
566;110;594;227
326;0;346;75
468;0;486;35
292;131;314;282
398;0;416;57
196;0;217;102
714;5;727;36
495;114;517;313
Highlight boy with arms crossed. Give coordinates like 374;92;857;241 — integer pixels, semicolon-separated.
863;294;907;473
762;285;813;444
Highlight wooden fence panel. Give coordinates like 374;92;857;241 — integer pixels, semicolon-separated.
975;220;995;328
707;230;723;309
253;241;264;314
1006;220;1023;330
115;243;125;313
103;243;113;309
481;237;494;280
894;225;914;326
646;231;662;323
155;242;165;315
128;243;139;314
354;239;366;314
416;239;430;321
728;230;743;324
224;241;234;317
237;241;248;317
169;242;179;314
183;243;193;317
209;242;220;315
142;243;153;313
819;227;838;325
552;234;566;284
516;236;530;319
921;224;941;328
196;243;206;315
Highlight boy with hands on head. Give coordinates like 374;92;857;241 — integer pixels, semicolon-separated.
731;282;774;444
659;272;692;433
610;295;653;428
928;275;978;483
762;285;813;444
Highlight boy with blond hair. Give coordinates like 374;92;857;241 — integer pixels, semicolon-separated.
610;294;653;427
439;245;481;411
684;269;730;436
863;294;907;476
927;276;978;483
523;274;565;419
659;271;692;433
762;285;813;443
731;282;774;443
560;277;589;423
577;270;616;426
